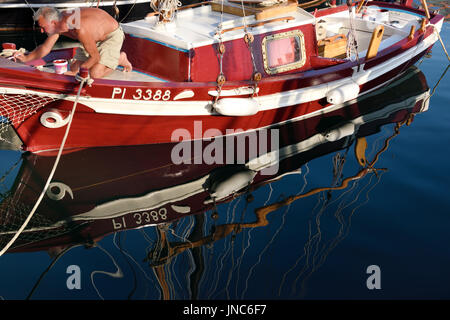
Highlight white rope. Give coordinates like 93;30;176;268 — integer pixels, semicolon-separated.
150;0;181;22
22;0;36;14
0;78;87;257
119;0;139;22
346;5;360;64
0;48;26;59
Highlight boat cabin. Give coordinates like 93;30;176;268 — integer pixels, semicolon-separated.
119;0;316;83
114;0;425;83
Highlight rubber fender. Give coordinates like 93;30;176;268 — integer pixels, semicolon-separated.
214;98;258;116
326;82;360;105
323;122;355;142
209;169;257;200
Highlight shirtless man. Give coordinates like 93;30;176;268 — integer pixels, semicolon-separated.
14;6;132;78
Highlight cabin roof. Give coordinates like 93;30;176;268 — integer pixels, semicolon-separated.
121;3;315;51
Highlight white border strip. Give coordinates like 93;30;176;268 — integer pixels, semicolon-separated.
0;28;438;117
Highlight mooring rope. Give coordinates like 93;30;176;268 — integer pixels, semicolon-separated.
421;63;449;110
0;48;27;60
430;24;450;62
26;244;81;299
0;77;88;257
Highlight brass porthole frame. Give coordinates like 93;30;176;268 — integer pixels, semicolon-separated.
261;30;306;75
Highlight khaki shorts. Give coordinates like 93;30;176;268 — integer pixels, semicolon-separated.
74;26;124;70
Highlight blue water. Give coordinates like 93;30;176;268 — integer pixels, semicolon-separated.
0;24;449;302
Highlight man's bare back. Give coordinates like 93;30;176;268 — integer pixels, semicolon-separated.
61;8;119;44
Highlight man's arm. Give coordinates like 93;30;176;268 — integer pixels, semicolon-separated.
77;29;100;69
14;33;60;62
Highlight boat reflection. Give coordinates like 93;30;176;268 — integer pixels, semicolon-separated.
0;66;431;299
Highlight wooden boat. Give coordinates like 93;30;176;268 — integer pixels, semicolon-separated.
0;0;443;154
0;65;430;253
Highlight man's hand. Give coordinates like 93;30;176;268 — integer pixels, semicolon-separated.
13;33;60;63
12;51;28;63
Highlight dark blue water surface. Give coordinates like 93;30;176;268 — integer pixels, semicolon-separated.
0;23;449;302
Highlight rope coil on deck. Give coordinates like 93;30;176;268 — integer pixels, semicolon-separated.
0;48;26;60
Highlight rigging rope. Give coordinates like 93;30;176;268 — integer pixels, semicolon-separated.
22;0;36;14
421;63;449;110
0;76;88;257
239;0;261;96
429;23;450;62
26;244;81;299
346;2;361;66
213;0;226;107
119;0;139;23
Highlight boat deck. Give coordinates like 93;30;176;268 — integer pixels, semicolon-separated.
39;64;166;82
7;2;427;83
121;1;315;50
103;68;166;82
316;5;420;59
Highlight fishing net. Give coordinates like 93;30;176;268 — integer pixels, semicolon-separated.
0;93;57;148
0;91;64;251
0;168;86;253
0;76;88;255
0;200;85;252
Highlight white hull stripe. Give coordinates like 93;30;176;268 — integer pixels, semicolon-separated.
0;29;439;117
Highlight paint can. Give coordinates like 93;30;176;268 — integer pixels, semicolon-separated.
53;59;68;74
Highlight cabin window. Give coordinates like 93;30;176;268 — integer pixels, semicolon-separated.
262;30;306;75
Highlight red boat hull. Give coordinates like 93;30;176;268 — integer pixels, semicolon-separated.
14;51;427;154
0;2;443;154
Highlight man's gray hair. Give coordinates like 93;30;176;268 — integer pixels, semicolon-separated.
33;7;62;22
